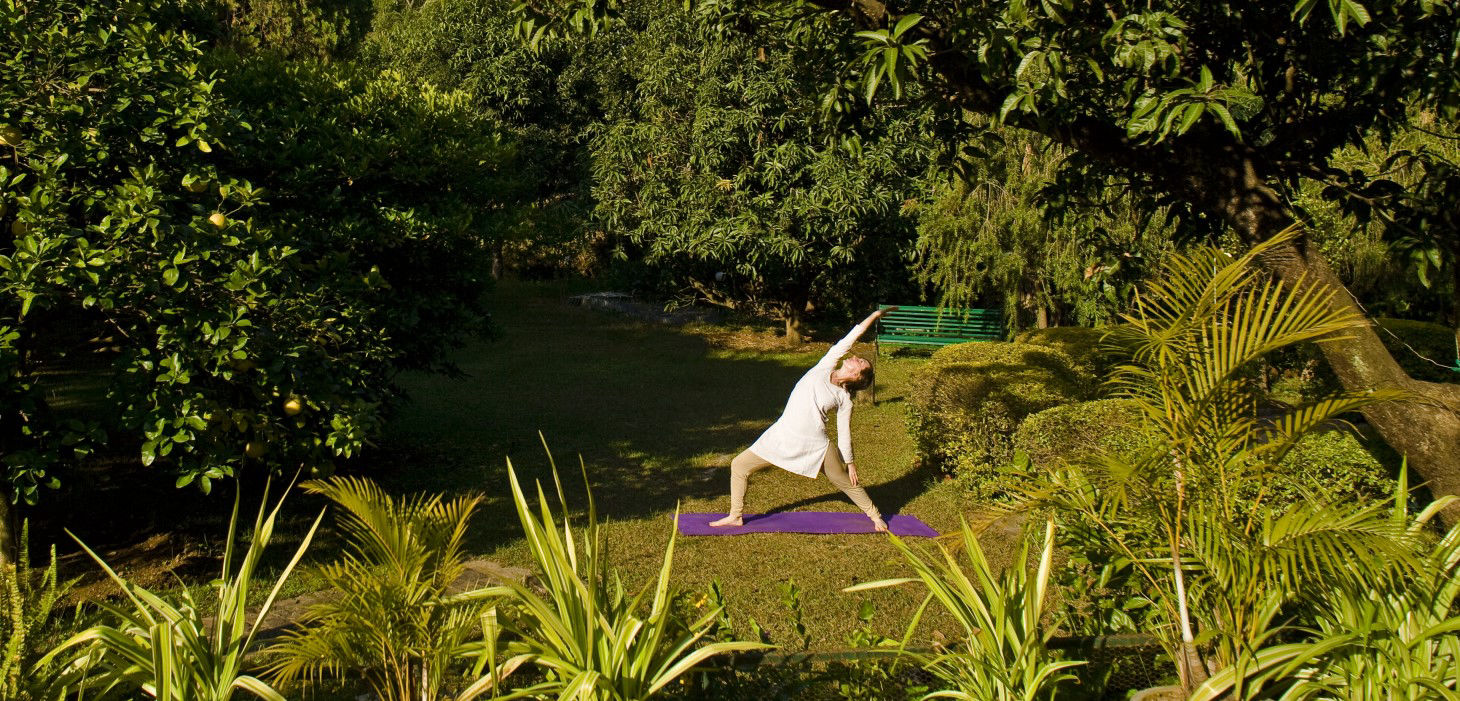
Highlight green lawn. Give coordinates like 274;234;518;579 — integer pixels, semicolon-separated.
377;280;1019;650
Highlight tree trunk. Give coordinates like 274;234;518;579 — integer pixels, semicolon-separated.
1259;238;1460;517
783;307;805;342
1193;149;1460;520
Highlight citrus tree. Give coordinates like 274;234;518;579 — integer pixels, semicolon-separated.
0;0;511;561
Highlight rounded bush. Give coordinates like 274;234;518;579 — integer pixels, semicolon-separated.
1373;318;1459;384
1013;399;1150;470
1013;326;1118;379
906;342;1096;495
1012;399;1391;505
1271;429;1393;504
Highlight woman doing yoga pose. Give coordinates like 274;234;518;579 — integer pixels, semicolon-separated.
709;307;896;532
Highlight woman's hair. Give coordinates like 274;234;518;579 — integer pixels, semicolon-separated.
843;366;874;400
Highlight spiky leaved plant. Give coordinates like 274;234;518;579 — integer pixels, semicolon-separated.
454;450;770;701
42;478;322;700
0;521;82;700
846;519;1083;701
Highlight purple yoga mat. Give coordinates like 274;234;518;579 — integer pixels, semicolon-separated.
678;512;939;537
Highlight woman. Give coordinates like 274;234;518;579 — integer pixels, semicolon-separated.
710;306;897;532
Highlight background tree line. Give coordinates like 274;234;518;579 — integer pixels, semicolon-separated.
2;0;1458;557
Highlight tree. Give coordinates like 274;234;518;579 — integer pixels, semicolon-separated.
362;0;602;278
581;0;938;338
515;0;1460;508
0;0;512;561
915;126;1173;329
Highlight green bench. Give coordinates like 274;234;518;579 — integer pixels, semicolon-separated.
869;304;1005;403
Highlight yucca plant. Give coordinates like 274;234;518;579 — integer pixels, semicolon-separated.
1027;226;1415;694
844;519;1082;701
454;454;770;701
41;479;323;700
1193;471;1460;700
264;476;503;701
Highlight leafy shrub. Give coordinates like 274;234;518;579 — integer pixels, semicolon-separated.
458;459;768;700
847;520;1083;699
1269;430;1392;504
1373;318;1459;384
265;477;493;701
1015;399;1390;505
906;342;1095;496
1013;326;1118;379
1013;399;1150;471
44;480;322;701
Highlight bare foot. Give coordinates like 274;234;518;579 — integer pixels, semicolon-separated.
709;515;743;527
871;517;889;533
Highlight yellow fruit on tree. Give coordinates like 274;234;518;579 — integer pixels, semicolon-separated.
283;398;303;416
10;220;27;236
208;212;227;228
244;441;266;458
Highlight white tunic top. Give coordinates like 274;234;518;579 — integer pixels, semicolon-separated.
748;328;859;478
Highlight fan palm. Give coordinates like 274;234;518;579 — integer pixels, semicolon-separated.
1028;226;1414;693
264;477;504;701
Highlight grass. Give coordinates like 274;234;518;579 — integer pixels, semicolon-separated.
375;280;1020;650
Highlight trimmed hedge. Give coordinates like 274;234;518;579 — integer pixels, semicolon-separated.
1013;399;1150;470
1374;318;1459;384
906;342;1097;495
1012;399;1392;504
1013;326;1118;379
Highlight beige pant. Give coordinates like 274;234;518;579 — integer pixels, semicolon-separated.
727;446;881;519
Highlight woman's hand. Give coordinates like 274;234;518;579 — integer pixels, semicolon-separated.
847;462;859;487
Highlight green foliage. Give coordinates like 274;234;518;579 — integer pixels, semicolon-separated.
43;480;323;700
1373;317;1460;383
265;477;497;701
1193;476;1460;700
0;0;511;508
846;520;1083;700
585;0;937;336
457;456;769;701
0;524;81;701
1016;399;1391;506
915;129;1172;330
1012;326;1117;379
1033;228;1415;692
182;0;374;59
905;341;1095;495
1013;399;1150;472
362;0;601;277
